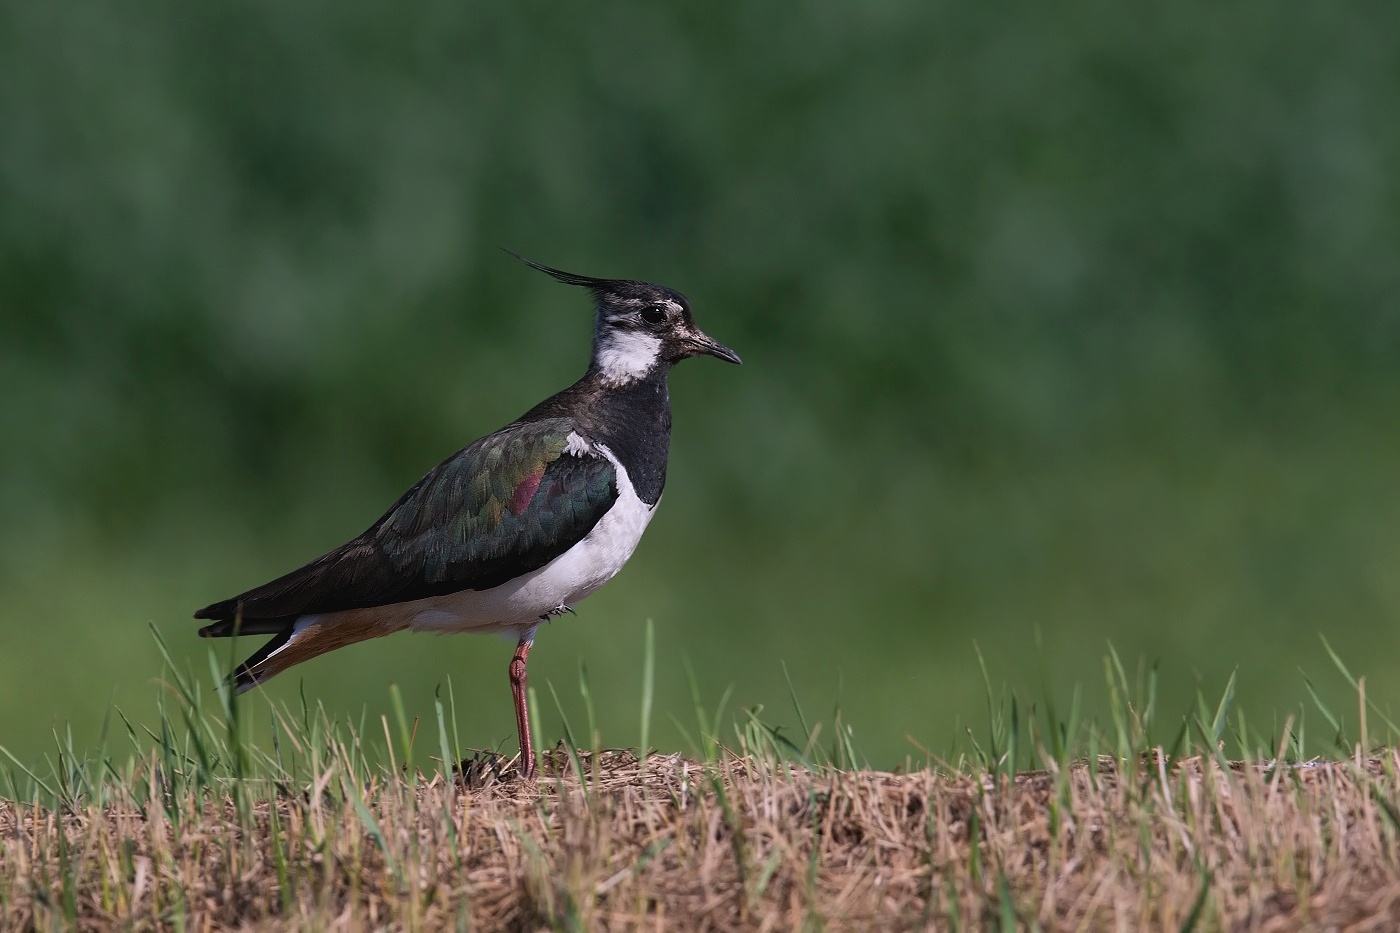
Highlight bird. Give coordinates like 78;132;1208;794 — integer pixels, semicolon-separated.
194;254;740;779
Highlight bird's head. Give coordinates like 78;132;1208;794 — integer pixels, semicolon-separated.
507;252;741;385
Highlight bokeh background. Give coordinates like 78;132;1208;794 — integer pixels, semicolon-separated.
3;1;1399;769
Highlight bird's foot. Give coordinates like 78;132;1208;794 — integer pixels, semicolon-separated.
538;604;576;623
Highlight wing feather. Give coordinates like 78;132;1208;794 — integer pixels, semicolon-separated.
194;419;617;622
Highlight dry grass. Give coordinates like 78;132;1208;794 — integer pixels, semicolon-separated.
6;745;1400;930
6;636;1399;929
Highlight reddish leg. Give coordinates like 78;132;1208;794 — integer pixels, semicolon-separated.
509;635;536;779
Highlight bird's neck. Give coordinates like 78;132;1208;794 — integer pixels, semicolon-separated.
579;368;672;506
588;324;665;386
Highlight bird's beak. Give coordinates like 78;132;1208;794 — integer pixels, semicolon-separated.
686;329;742;365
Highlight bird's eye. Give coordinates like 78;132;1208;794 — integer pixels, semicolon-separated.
640;305;667;325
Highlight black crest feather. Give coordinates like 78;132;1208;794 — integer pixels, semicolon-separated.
500;249;615;290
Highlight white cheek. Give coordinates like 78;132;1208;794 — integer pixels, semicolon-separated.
596;330;662;384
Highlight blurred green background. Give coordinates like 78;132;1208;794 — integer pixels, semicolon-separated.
3;1;1399;769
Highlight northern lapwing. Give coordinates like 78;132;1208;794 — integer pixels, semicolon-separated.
194;255;740;779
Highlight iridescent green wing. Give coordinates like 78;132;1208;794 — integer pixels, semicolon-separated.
194;419;617;621
374;420;617;591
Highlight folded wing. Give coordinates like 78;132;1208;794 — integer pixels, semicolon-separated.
195;419;618;627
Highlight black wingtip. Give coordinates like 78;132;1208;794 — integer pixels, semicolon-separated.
499;248;614;290
198;616;291;639
193;596;241;621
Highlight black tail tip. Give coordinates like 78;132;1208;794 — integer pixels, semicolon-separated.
229;667;261;695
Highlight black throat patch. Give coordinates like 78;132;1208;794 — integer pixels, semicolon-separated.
581;370;672;506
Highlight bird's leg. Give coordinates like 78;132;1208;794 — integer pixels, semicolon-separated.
509;635;536;779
